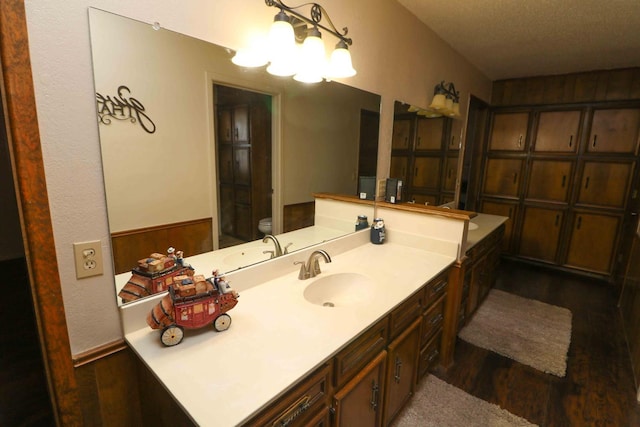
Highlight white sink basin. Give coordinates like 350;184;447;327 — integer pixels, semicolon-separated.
468;222;479;231
303;273;375;307
223;247;272;267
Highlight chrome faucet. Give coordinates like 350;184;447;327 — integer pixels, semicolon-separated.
262;234;291;259
295;249;332;280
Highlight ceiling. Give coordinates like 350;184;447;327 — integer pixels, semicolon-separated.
397;0;640;81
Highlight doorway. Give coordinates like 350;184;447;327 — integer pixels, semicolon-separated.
213;84;273;248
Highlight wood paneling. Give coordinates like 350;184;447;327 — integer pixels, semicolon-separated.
111;218;213;274
493;67;640;106
0;1;82;424
283;201;315;232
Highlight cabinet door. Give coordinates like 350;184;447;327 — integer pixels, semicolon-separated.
576;161;634;209
534;110;581;153
448;118;462;151
482;158;523;197
519;206;564;263
217;108;233;142
526;160;573;202
390;156;409;183
442;155;458;192
235;203;253;241
392;119;411;150
233;105;250;143
489;112;529;151
333;351;386;427
233;147;251;185
587;108;640;154
383;318;421;427
218;144;234;184
414;117;443;151
479;200;517;253
219;185;235;235
564;212;621;274
412;157;441;190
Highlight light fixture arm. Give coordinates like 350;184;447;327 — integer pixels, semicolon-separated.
265;0;352;46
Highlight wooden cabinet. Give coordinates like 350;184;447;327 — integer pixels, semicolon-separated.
382;318;421;426
526;160;573;202
519;206;564;263
392;118;411;150
488;112;529;151
414;118;443;151
333;351;386;427
479;104;639;278
575;160;634;209
466;225;504;317
391;108;456;204
534;110;581;153
244;363;332;427
215;86;272;242
564;212;621;274
482;158;524;198
587;108;640;154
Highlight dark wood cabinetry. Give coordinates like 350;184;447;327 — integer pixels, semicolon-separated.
479;104;640;278
215;86;272;243
391;103;459;205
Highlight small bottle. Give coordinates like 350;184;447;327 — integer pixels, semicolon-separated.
355;215;369;231
370;218;386;244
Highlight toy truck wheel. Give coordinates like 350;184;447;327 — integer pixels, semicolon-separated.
161;325;184;346
213;314;232;332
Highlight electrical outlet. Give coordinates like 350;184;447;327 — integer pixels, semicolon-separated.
73;240;104;279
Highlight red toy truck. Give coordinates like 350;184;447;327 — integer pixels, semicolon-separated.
146;272;239;346
118;248;195;303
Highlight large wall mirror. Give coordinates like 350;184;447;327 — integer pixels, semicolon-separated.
88;8;380;304
390;101;464;208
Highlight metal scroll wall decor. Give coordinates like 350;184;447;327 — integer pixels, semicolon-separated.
96;85;156;134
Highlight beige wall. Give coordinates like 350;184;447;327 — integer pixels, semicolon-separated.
24;0;491;355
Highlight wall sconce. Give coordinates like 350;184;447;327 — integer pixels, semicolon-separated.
427;81;461;118
232;0;356;83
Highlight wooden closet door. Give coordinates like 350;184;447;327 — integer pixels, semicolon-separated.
587;108;640;154
576;161;634;208
534;110;581;153
392;119;411;150
489;112;529;151
482;158;524;197
526;160;573;202
564;212;620;274
519;206;564;262
412;157;441;190
414;117;443;151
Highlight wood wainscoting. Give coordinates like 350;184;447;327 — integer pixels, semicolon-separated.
111;218;213;274
283;201;315;233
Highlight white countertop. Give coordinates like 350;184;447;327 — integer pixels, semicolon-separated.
466;213;509;251
124;239;455;426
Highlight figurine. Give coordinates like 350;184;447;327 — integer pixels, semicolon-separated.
146;270;239;346
118;247;195;303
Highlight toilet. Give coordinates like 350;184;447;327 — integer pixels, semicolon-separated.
258;217;272;235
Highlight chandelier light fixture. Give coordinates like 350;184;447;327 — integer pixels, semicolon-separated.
232;0;356;83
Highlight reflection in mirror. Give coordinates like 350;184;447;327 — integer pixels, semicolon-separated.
390;101;463;207
88;9;380;304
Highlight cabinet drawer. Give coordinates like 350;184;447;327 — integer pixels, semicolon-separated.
418;330;442;379
334;316;389;388
423;271;448;308
245;363;332;427
389;290;423;340
420;295;445;346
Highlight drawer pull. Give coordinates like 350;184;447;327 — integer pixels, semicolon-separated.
272;395;311;427
394;356;403;383
370;381;379;411
431;281;447;295
518;134;523;147
561;175;566;187
427;349;439;363
429;313;444;325
592;134;598;148
569;134;573;148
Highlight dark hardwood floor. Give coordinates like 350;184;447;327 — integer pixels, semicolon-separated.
0;258;54;427
437;259;640;426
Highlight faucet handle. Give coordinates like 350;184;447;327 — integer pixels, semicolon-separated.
263;250;275;259
294;261;309;280
283;243;292;255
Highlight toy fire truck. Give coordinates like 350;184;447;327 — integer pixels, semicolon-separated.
146;271;239;346
118;247;195;303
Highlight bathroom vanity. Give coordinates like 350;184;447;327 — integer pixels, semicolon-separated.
120;196;506;426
